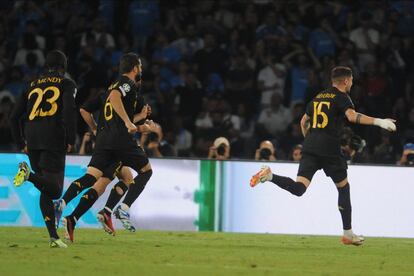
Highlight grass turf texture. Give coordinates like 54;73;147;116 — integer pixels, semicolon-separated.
1;227;413;275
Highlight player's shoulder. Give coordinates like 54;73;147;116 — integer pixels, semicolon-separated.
61;76;77;89
62;75;76;86
109;75;135;96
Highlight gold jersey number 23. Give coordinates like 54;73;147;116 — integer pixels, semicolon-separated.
312;101;331;129
28;86;60;120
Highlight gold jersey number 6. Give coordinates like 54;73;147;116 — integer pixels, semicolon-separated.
28;86;60;120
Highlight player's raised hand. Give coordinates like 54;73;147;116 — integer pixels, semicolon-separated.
374;118;397;132
125;121;138;134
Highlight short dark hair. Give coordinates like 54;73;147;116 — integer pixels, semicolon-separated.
45;50;67;71
331;66;352;81
119;53;140;74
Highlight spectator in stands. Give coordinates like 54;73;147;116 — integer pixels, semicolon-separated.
256;93;292;139
349;11;380;71
397;143;414;166
225;51;255;108
208;137;230;160
257;53;287;108
290;144;302;162
0;94;14;150
255;140;276;161
13;33;45;67
171;24;204;60
141;122;176;157
173;116;193;157
193;33;227;84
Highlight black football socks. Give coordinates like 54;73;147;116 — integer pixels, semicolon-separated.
69;188;99;222
122;170;152;207
62;174;97;205
271;174;307;196
40;193;59;239
337;183;352;230
104;181;129;215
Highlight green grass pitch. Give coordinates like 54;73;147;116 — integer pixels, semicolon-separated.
1;227;413;275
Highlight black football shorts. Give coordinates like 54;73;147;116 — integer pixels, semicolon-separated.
297;152;348;183
27;149;66;173
88;145;149;177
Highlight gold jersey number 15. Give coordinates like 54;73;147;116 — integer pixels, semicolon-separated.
312;101;331;129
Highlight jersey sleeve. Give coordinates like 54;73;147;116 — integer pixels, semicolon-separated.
117;80;133;97
337;93;355;114
62;79;77;145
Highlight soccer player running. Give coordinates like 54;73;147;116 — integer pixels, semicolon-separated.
54;88;151;234
62;53;154;242
10;50;77;248
250;66;396;246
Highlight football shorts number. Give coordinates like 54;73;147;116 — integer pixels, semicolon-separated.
312;101;331;128
28;86;60;120
104;99;113;121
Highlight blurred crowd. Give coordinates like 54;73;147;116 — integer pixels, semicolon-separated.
0;0;414;166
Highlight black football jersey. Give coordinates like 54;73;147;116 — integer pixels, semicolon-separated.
10;72;77;150
303;87;355;156
95;75;140;150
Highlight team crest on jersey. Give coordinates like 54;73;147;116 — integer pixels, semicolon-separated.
122;83;131;93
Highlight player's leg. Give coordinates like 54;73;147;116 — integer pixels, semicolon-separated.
15;150;63;197
250;153;318;197
63;161;122;241
114;150;153;231
55;151;110;226
335;177;363;246
61;167;101;205
96;167;133;235
54;167;100;225
324;157;364;246
101;167;134;216
38;169;66;247
18;150;68;248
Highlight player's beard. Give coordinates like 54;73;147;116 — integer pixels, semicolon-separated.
135;72;142;83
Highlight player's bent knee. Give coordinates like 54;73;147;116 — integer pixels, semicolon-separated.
92;177;112;196
117;167;134;184
335;178;348;188
87;166;103;179
133;169;152;185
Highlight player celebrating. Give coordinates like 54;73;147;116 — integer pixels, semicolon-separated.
61;53;154;242
10;50;77;248
250;66;396;246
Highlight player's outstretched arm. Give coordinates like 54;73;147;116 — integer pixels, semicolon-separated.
300;114;311;137
108;89;137;133
345;108;397;132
